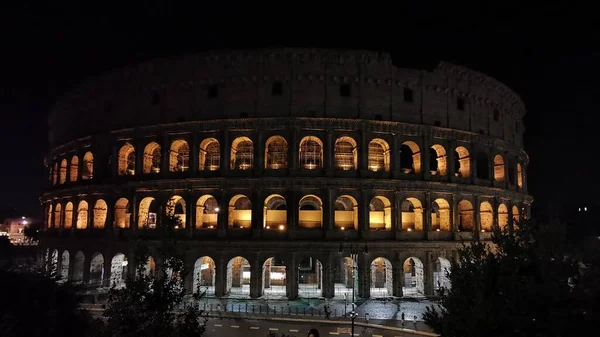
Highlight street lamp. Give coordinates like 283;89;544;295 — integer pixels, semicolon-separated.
349;310;359;336
338;242;369;306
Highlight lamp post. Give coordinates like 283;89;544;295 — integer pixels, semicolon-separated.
349;310;359;337
339;242;369;308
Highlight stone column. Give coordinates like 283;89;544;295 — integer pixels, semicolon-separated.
447;140;456;178
183;256;194;294
131;194;138;234
451;194;459;232
285;253;298;300
359;189;371;233
186;194;194;237
392;192;401;232
357;254;370;299
254;131;264;174
324;131;334;176
393;254;404;297
424;251;434;296
135;140;144;176
424;192;432;232
161;133;170;175
507;202;515;234
103;254;112;288
322;259;335;299
474;197;481;237
422;136;431;180
359;124;368;173
290;127;298;171
250;255;263;298
190;132;199;175
217;192;228;238
287;189;298;239
214;255;226;297
105;197;114;230
220;128;230;175
391;134;401;178
322;188;334;231
252;189;263;238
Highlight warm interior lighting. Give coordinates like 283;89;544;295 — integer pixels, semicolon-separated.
304;163;317;169
208;225;214;229
174;225;179;229
436;228;440;232
407;228;412;232
266;226;270;229
214;207;220;213
368;165;380;171
341;227;345;231
239;226;244;229
278;225;284;230
481;229;485;232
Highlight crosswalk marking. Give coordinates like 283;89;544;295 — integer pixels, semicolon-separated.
250;326;260;330
230;325;239;328
328;333;340;335
373;335;384;337
289;329;299;333
269;328;279;331
213;324;222;327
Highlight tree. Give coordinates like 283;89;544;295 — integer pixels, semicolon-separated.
99;211;207;337
423;219;599;337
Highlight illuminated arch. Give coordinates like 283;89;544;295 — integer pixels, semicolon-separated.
69;156;79;182
334;136;357;170
52;162;58;185
54;203;63;228
118;143;136;176
369;196;391;231
228;194;252;229
196;195;219;229
498;204;509;230
76;200;88;229
480;201;493;232
265;136;288;169
457;200;474;231
166;195;186;228
264;194;287;230
368;138;390;172
82;152;94;179
298;195;323;229
114;198;131;228
138;197;158;229
169;139;190;172
299;136;323;170
199;138;220;171
493;154;505;182
143;142;161;174
401;197;423;231
431;198;451;231
64;202;74;229
334;195;358;230
429;144;447;176
371;257;393;297
93;199;108;228
454;146;471;178
400;141;421;174
46;204;52;228
230;137;254;170
517;163;523;188
59;159;67;184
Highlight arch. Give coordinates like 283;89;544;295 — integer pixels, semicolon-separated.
93;199;108;228
334;257;357;298
143;142;162;174
434;257;452;292
169;139;190;172
110;253;128;289
114;198;131;228
60;250;70;281
199;138;220;171
262;257;287;297
480;201;493;232
334;195;358;230
76;200;88;229
265;136;288;169
493;154;505;182
143;256;156;277
64;202;73;229
334;136;358;170
401;197;423;231
400;141;421;174
52;162;58;185
193;256;215;295
226;256;251;296
298;257;323;298
228;194;252;229
517;163;523;188
118;143;136;176
46;204;52;228
298;195;323;229
429;144;448;176
369;196;391;231
70;156;79;182
431;198;451;231
370;257;393;297
264;194;287;230
498;204;509;230
49;249;59;276
457;200;474;231
512;205;520;222
138;197;158;229
196;195;219;229
89;253;104;287
403;257;424;296
72;251;85;282
476;152;490;179
54;203;63;228
368;138;390;172
166;195;186;228
299;136;323;169
230;136;253;170
59;159;67;184
82;151;94;179
454;146;471;178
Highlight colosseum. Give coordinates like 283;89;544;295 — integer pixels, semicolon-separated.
40;48;532;300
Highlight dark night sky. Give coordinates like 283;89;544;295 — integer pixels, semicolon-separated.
0;2;598;218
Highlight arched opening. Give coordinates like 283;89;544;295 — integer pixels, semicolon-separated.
517;163;523;188
298;257;323;298
434;257;452;292
493;155;505;182
164;257;184;292
143;142;161;174
368;138;390;172
298;195;323;229
230;137;253;170
401;198;423;231
480;201;493;232
143;256;156;277
369;196;391;231
457;200;474;232
64;202;73;229
334;136;357;170
454;146;471;178
299;136;323;170
46;205;52;228
114;198;131;228
512;205;520;222
73;251;84;282
93;199;107;228
400;141;421;174
265;136;288;169
89;253;104;288
431;198;451;231
193;256;215;296
476;152;490;179
334;257;357;298
262;257;287;297
59;159;67;184
334;195;358;230
429;144;448;176
82;152;94;180
118;143;136;176
166;195;186;228
226;256;251;296
264;194;287;230
60;250;70;281
228;194;251;229
54;204;63;228
70;156;79;182
52;163;58;185
138;197;158;229
169;139;190;172
76;200;88;229
196;195;219;229
199;138;220;171
110;253;128;289
403;257;424;296
498;204;509;230
370;257;393;297
49;249;59;276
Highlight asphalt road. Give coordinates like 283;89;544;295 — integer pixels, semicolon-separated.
203;317;418;337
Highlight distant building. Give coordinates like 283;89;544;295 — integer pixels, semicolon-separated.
0;217;35;245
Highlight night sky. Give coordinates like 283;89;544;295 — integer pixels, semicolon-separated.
0;2;597;218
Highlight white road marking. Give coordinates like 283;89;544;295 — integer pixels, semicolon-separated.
269;328;279;331
373;335;384;337
250;326;260;330
213;324;222;327
230;325;239;328
289;329;299;332
328;333;340;335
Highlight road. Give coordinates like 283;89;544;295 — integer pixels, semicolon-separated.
203;318;420;337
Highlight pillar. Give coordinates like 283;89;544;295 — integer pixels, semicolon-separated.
393;255;404;297
322;259;335;299
103;253;112;288
135;139;144;176
287;190;298;239
324;131;333;176
250;256;263;298
392;192;401;232
290;127;298;171
252;189;263;238
254;131;264;175
424;251;434;296
186;194;194;237
359;125;368;173
218;193;228;238
214;255;226;297
357;254;370;299
391;134;401;178
161;133;170;175
474;197;481;237
424;192;432;232
323;188;334;231
285;253;298;300
220;128;230;176
190;132;199;175
359;190;370;233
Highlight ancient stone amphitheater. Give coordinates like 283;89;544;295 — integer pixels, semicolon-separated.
40;48;531;300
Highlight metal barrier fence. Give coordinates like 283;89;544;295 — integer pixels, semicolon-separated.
198;302;349;318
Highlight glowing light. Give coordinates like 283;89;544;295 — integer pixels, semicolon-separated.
341;227;345;231
481;229;485;232
22;221;27;225
436;229;440;232
407;228;412;232
21;216;25;220
584;207;588;211
266;226;270;229
214;207;220;213
278;225;284;230
208;225;214;229
174;225;179;229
